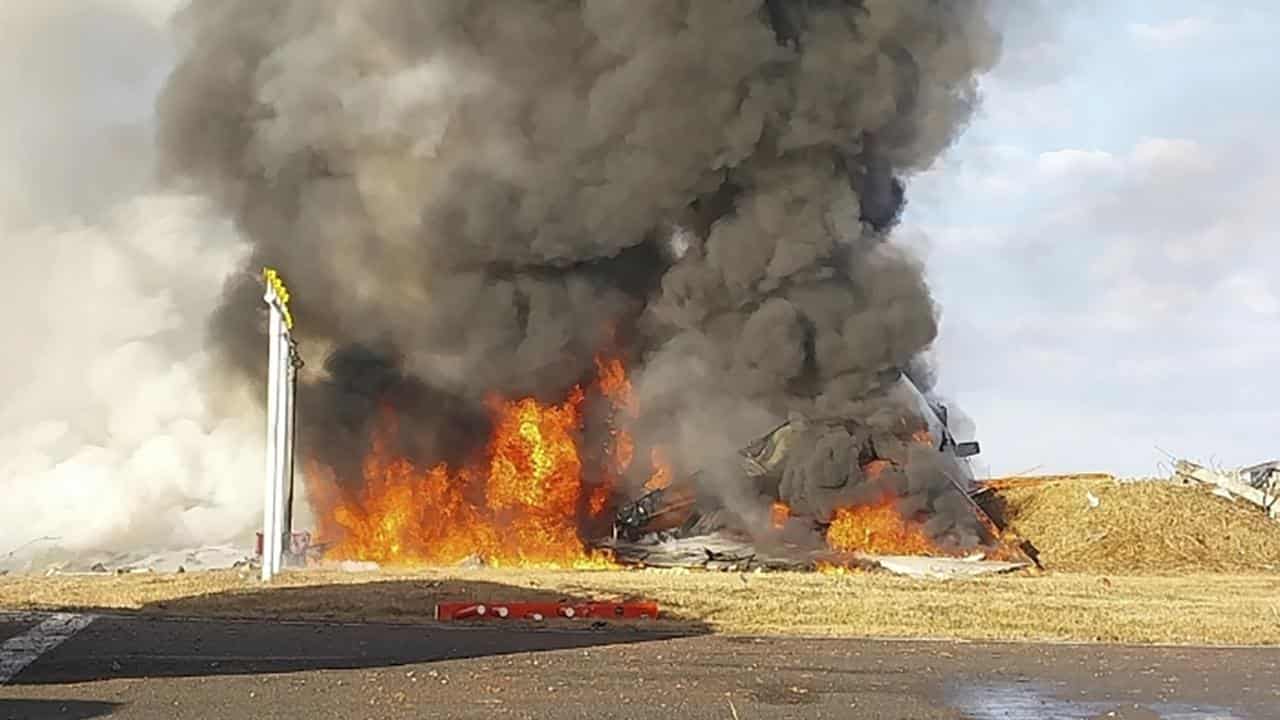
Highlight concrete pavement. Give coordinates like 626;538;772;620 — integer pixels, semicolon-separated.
2;611;1277;719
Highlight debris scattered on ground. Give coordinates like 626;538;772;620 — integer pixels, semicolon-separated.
1174;460;1279;519
2;543;254;577
600;532;835;572
864;555;1029;580
598;532;1026;578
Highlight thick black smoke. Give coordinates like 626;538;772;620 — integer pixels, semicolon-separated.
157;1;1001;540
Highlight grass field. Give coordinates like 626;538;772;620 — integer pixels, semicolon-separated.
4;566;1278;646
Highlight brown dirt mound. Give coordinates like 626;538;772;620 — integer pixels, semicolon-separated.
991;478;1280;573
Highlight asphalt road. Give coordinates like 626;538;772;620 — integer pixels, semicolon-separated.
2;611;1277;719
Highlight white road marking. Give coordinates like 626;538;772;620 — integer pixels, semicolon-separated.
0;612;95;684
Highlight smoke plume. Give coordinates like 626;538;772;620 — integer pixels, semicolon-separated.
156;1;1002;545
0;1;263;559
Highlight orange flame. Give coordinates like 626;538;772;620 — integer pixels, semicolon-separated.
595;355;636;475
825;494;940;556
587;483;611;517
862;458;891;481
770;501;790;529
594;355;635;415
317;358;647;569
591;354;636;516
816;561;859;576
643;446;673;491
613;432;635;475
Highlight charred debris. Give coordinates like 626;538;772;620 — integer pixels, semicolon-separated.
602;370;1038;572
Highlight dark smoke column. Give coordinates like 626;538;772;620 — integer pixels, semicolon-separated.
157;1;1000;526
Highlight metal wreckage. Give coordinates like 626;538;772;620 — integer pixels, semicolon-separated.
601;371;1037;572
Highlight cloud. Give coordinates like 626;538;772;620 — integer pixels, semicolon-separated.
1129;137;1215;175
976;77;1077;132
985;0;1096;88
931;145;1112;192
909;2;1280;476
1220;272;1280;316
1031;140;1211;186
1036;149;1121;180
914;126;1279;474
908;142;1038;207
973;1;1101;132
1128;17;1211;48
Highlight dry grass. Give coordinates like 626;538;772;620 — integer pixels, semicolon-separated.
3;566;1278;646
992;478;1280;574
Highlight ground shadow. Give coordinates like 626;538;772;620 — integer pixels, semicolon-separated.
10;577;709;686
0;699;119;719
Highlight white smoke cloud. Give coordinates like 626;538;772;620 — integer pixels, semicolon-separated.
0;0;262;556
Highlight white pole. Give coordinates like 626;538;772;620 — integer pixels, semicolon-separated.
270;328;291;576
262;285;283;582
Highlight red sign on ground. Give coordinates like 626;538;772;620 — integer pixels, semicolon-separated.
434;601;659;621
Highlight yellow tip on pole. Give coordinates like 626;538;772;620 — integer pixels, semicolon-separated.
263;267;295;330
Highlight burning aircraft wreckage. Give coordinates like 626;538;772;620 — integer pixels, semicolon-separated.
607;372;1033;572
158;0;1032;576
299;358;1033;575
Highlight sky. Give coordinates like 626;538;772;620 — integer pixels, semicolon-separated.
905;0;1280;478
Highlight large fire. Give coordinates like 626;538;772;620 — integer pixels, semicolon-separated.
309;355;1002;568
311;355;669;568
822;450;947;557
825;499;939;556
